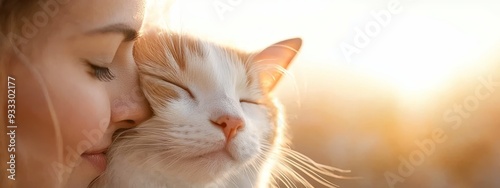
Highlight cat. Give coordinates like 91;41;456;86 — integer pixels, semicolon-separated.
91;28;350;188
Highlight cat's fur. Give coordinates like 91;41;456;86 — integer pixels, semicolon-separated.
91;29;348;188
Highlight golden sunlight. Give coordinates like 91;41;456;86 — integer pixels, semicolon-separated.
154;0;500;99
144;0;500;187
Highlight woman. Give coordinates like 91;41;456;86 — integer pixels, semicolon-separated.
1;0;152;187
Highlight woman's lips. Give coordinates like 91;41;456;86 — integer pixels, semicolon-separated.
82;150;107;172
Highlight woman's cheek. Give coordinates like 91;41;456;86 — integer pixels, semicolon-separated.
13;55;111;185
45;63;111;157
25;58;111;177
14;58;62;186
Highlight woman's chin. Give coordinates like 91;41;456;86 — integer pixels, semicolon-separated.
64;158;105;188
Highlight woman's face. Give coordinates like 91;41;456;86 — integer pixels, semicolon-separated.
10;0;150;187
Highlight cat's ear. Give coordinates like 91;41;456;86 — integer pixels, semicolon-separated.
252;38;302;92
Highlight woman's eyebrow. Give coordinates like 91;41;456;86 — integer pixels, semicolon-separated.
86;23;138;42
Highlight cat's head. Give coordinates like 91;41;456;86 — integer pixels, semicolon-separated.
131;30;301;185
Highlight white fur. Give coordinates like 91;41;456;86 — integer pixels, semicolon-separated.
91;32;350;188
92;35;277;188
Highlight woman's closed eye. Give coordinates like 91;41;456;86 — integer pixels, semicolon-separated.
85;59;115;82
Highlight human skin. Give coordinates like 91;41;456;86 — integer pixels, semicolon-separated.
3;0;151;187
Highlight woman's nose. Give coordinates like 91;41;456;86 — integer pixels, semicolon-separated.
110;85;152;129
107;49;152;129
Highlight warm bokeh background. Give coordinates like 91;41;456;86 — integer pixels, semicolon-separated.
148;0;500;187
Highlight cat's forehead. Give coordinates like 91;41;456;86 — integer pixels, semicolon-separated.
134;32;261;97
158;34;253;84
165;33;251;70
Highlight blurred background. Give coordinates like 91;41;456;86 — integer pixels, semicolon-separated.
146;0;500;187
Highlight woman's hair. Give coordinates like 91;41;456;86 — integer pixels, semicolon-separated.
1;1;48;187
1;0;47;51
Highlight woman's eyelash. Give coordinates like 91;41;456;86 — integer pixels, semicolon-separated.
90;64;115;82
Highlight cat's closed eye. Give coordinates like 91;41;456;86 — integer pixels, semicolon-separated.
162;80;195;99
240;99;261;105
144;71;196;100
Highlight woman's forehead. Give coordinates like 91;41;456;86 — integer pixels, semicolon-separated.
57;0;144;33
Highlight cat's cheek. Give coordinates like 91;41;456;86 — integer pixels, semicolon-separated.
230;133;261;162
250;117;275;142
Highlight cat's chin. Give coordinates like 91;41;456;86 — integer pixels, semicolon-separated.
190;149;235;161
173;149;251;184
187;149;240;172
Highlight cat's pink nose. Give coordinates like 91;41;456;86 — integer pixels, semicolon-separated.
215;115;245;141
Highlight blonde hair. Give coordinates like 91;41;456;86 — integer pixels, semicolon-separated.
1;1;49;187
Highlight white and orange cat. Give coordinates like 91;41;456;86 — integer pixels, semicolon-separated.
91;29;349;188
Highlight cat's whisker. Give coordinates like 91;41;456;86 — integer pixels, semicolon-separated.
280;157;339;188
259;137;353;187
228;174;239;188
280;148;354;175
134;149;179;168
282;152;341;174
118;136;174;143
156;152;184;170
245;157;264;183
240;165;252;186
277;159;321;188
273;167;298;188
131;126;170;130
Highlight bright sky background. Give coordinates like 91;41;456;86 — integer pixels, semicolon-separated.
145;0;500;101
